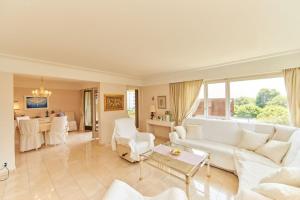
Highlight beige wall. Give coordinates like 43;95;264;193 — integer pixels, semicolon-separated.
14;87;81;124
100;83;128;144
0;72;15;170
140;84;170;138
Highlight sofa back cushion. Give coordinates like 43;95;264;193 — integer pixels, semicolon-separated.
287;152;300;167
185;124;204;140
184;118;242;146
254;124;275;135
283;130;300;166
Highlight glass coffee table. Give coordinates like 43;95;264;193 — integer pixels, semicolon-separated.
139;142;210;199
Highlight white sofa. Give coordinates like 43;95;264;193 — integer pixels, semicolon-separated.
169;118;300;200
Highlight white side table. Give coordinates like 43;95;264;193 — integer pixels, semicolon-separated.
146;119;175;137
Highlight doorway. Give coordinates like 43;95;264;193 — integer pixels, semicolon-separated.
127;89;139;127
84;88;99;134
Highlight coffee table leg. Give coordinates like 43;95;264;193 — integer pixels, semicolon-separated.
185;175;190;200
206;153;211;177
139;158;143;181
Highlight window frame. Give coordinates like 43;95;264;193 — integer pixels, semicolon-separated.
194;72;285;121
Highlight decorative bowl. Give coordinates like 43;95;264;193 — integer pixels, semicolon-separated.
170;148;181;156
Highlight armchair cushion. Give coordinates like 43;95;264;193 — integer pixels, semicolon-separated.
137;132;155;141
103;180;144;200
103;180;187;200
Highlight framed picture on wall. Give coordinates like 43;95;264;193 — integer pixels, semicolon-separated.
24;96;49;109
104;94;124;111
157;96;166;109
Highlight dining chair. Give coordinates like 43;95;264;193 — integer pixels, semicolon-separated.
45;116;68;145
19;119;43;152
64;111;77;131
16;116;30;127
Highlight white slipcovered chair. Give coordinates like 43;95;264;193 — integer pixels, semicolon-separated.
19;119;43;152
112;118;155;162
64;111;77;132
45;116;68;145
103;180;188;200
16;116;30;127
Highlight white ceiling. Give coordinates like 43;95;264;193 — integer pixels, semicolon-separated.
1;0;300;78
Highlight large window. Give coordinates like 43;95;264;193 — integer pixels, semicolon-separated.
230;77;288;125
193;75;290;125
127;90;136;119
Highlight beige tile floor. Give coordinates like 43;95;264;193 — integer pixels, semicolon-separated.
0;132;238;200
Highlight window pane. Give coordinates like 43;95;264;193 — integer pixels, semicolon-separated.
208;82;226;117
127;90;135;119
230;77;289;125
193;86;204;116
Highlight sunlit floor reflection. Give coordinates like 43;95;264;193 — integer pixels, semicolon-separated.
0;132;238;200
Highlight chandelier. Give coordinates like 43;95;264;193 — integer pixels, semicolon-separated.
32;77;52;97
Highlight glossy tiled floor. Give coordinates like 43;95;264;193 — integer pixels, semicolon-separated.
0;132;238;200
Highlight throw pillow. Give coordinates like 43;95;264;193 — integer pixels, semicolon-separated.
253;183;300;200
255;140;291;164
174;126;186;139
186;125;203;140
272;126;295;142
260;167;300;187
238;129;271;151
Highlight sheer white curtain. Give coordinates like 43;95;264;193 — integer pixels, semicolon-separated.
170;80;203;125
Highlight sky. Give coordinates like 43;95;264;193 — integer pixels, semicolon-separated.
200;77;286;99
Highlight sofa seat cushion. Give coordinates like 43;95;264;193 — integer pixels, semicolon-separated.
235;189;272;200
260;167;300;187
235;159;279;192
177;139;237;171
253;183;300;200
234;149;280;168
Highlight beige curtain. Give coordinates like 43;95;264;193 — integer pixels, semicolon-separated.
283;68;300;127
170;80;203;125
79;90;85;131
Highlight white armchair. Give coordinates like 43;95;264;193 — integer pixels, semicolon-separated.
112;118;155;162
102;180;187;200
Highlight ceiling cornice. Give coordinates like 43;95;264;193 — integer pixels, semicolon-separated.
1;49;300;87
142;49;300;85
0;53;143;86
